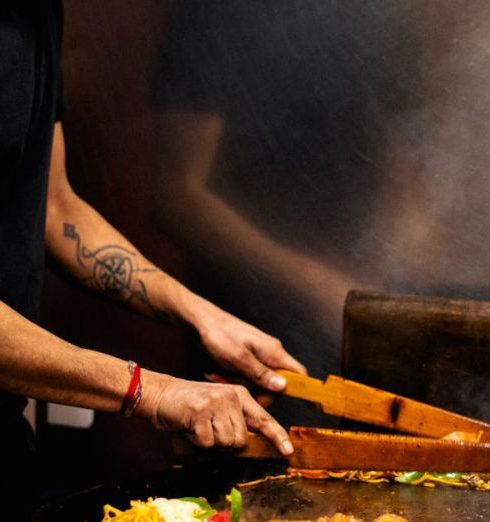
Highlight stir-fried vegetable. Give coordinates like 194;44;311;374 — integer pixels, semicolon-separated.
395;471;465;486
281;468;490;491
209;511;231;522
393;472;424;485
179;496;218;520
226;487;242;522
102;487;242;521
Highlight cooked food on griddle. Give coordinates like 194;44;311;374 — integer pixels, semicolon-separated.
238;468;490;491
373;513;407;522
285;469;490;490
102;487;241;522
268;513;363;522
103;497;204;521
266;514;407;522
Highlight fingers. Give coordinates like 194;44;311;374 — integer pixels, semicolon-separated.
188;418;215;448
238;387;293;456
278;351;308;376
239;349;287;392
158;376;290;453
228;408;249;448
205;373;274;408
209;345;305;393
200;314;307;389
187;386;248;449
209;415;235;447
187;384;285;453
255;392;274;409
253;337;308;376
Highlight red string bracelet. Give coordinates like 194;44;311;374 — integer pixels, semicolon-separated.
120;360;142;417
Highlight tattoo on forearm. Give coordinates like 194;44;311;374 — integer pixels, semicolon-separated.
63;223;165;319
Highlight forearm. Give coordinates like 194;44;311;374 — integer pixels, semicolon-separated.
45;122;217;329
0;300;164;415
0;301;295;452
45;191;213;328
160;180;360;332
156;109;365;334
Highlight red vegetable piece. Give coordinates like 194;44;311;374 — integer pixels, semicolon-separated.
209;511;231;522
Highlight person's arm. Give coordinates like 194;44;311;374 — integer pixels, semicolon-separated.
0;300;136;412
0;300;293;453
154;108;367;339
45;123;305;391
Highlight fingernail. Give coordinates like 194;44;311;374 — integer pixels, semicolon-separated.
268;374;286;391
282;439;294;455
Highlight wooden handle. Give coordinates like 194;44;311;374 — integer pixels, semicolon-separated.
278;370;490;441
172;432;280;459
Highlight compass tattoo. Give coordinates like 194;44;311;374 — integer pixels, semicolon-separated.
63;223;164;319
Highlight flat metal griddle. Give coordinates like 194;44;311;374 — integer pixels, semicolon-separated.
34;458;490;522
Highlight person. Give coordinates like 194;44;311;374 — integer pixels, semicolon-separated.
0;0;305;515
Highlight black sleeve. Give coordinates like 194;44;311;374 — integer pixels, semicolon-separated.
55;70;66;122
44;0;66;121
53;0;65;121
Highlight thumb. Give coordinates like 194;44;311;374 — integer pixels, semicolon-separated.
240;350;287;392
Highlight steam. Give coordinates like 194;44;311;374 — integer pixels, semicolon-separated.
373;1;490;295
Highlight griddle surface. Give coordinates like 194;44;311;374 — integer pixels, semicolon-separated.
34;458;490;521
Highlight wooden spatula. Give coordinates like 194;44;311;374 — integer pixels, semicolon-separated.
277;370;490;441
286;427;490;471
174;427;490;472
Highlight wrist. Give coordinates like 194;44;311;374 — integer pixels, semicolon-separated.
172;289;220;337
120;361;143;417
134;368;173;427
147;273;208;328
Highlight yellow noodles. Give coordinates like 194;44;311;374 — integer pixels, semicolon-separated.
102;499;164;522
286;469;490;491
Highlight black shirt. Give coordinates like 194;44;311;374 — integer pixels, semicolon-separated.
156;0;420;255
0;0;63;415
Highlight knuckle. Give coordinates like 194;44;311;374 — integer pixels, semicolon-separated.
234;432;248;448
191;397;212;414
240;347;256;362
228;344;246;357
254;366;271;383
210;390;222;400
221;387;236;400
271;338;284;350
218;434;235;447
259;412;274;424
235;345;248;357
234;384;249;396
190;425;214;448
255;411;274;427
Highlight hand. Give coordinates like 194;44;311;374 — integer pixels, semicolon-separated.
195;304;307;392
203;372;274;408
152;376;294;455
